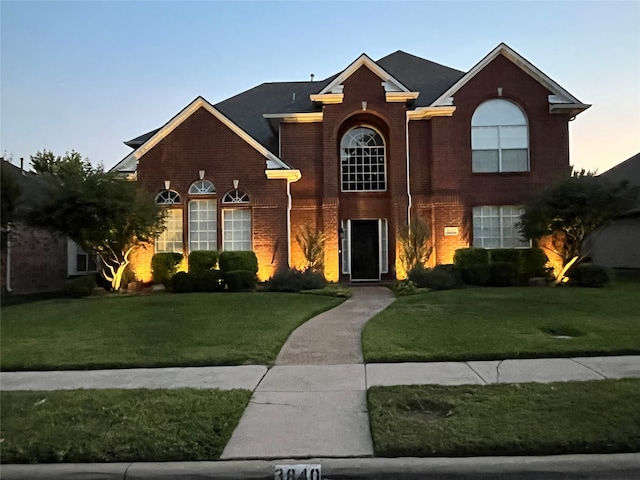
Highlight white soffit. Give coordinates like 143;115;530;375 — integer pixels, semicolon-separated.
114;97;293;172
430;43;590;114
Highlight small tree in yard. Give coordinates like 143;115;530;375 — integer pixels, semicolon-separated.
295;225;325;273
519;170;638;284
26;150;165;291
399;217;433;275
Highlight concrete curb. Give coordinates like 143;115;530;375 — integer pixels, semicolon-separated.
3;453;640;480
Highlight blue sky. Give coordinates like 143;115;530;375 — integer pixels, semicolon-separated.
1;1;639;173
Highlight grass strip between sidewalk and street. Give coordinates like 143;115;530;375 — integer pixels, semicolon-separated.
363;282;640;362
1;292;344;371
368;378;640;458
0;388;252;463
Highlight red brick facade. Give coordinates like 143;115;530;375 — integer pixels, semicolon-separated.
118;45;587;282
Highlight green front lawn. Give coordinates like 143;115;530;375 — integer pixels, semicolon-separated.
1;292;343;370
363;282;640;362
368;379;640;457
0;388;251;463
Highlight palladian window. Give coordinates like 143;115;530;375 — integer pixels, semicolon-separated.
340;127;386;192
471;99;529;173
222;190;251;251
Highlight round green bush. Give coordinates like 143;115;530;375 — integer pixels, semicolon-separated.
224;270;256;292
568;264;612;288
489;261;519;287
265;268;326;292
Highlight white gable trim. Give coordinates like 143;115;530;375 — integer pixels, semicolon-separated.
311;53;413;105
431;43;590;115
113;96;292;173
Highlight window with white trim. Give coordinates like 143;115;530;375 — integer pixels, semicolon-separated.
156;209;183;253
473;205;530;249
189;199;217;251
340;127;386;191
189;180;216;195
471;99;529;173
222;190;250;204
341;220;350;274
379;219;388;274
155;189;181;204
67;239;98;276
222;209;251;251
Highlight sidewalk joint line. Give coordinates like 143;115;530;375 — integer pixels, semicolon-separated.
464;362;488;384
123;461;134;480
570;358;608;379
496;360;505;384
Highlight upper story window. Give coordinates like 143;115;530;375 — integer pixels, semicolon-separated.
340;127;386;192
189;180;216;195
155;189;181;204
222;190;250;204
471;99;529;173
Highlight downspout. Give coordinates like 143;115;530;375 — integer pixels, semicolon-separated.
405;114;412;225
5;223;12;293
286;179;293;267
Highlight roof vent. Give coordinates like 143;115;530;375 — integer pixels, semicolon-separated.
310;73;315;82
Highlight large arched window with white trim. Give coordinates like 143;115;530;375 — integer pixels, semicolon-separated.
340;127;386;191
188;180;217;251
222;190;251;251
471;99;529;173
155;189;183;253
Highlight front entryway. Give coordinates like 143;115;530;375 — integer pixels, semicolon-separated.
350;220;380;281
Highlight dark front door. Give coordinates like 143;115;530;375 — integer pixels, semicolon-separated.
350;220;379;281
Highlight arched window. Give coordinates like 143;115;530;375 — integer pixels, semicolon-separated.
221;190;251;251
155;190;181;204
189;180;216;194
222;190;250;204
471;99;529;173
340;127;386;192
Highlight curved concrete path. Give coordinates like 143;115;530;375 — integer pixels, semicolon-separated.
221;286;395;459
275;286;396;365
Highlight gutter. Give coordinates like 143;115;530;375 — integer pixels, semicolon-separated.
405;115;412;225
265;169;302;267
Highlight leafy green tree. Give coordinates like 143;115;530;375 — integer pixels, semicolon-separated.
1;160;23;249
519;170;638;282
399;216;433;275
27;150;165;290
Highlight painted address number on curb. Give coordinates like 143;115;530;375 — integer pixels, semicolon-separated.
275;464;321;480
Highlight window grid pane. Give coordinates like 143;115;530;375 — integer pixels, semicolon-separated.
156;209;183;253
189;199;217;252
223;209;251;251
341;127;386;192
473;205;530;249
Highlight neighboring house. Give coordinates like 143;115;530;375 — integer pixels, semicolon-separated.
584;153;640;269
113;43;590;282
0;159;97;296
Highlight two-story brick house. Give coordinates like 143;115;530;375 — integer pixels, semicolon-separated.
113;43;589;282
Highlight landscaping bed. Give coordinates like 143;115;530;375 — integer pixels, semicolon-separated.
1;292;344;370
368;379;640;457
363;282;640;362
0;388;251;463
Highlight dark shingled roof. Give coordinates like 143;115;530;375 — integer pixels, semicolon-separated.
599;152;640;215
124;50;465;156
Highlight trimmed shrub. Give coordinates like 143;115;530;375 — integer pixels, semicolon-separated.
433;264;463;284
151;253;183;286
188;251;219;275
171;271;197;293
64;275;97;298
568;264;612;288
461;265;490;286
224;270;256;292
520;248;551;282
408;265;460;290
489;261;519;287
219;251;258;275
489;249;520;266
265;268;326;292
453;248;489;267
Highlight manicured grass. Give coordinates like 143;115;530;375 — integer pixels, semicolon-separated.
368;379;640;457
363;282;640;362
0;388;251;463
1;292;343;370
